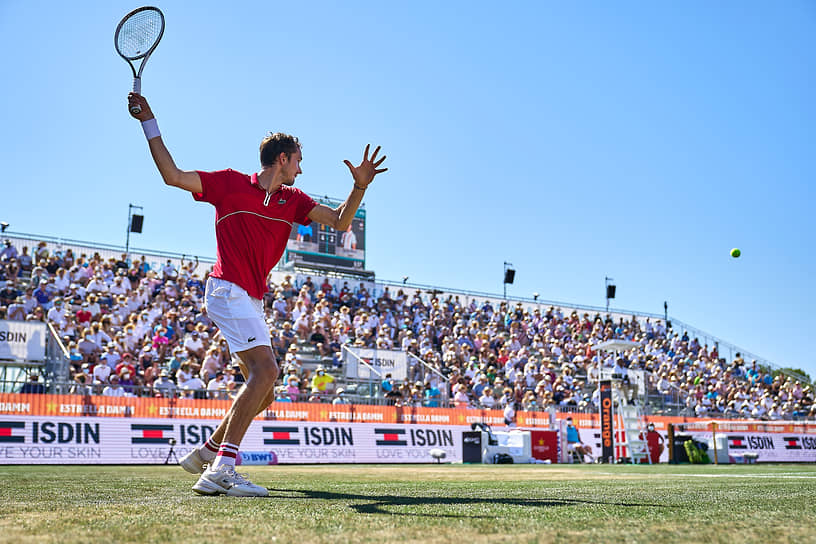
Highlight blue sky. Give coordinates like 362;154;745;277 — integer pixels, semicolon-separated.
1;1;814;378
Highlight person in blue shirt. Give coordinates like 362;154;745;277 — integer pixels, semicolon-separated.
565;417;594;463
32;283;52;310
424;384;441;407
381;373;394;393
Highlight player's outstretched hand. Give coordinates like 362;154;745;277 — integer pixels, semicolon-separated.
344;144;387;189
127;93;154;121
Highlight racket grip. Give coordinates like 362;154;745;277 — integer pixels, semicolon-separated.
130;77;142;114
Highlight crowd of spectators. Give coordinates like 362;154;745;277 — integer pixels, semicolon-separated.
1;238;814;421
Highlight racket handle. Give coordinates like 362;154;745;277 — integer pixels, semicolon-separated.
130;77;142;114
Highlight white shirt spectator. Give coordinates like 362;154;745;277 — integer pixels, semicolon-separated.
503;402;516;427
100;349;121;370
22;294;37;314
612;360;627;377
125;293;141;314
183;334;204;354
0;241;18;262
162;260;178;280
146;304;163;324
47;304;67;328
291;302;306;323
90;329;111;347
86;300;102;318
109;279;129;296
54;273;70;293
479;393;496;409
93;363;112;384
181;376;206;395
207;375;229;399
86;276;108;293
272;297;288;317
102;382;127;397
134;315;152;339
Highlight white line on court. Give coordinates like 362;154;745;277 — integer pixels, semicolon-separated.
596;472;816;479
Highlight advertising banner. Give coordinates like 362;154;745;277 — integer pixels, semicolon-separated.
0;393;813;464
530;430;558;463
686;431;816;463
0;416;462;465
599;380;614;461
0;320;46;361
343;348;408;380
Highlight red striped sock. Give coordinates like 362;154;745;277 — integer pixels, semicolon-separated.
211;442;239;470
200;437;220;462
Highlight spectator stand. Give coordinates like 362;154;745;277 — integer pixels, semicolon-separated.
0;230;812;422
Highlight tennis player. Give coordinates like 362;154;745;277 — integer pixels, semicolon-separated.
128;92;387;496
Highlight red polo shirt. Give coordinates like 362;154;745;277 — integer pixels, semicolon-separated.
194;169;316;300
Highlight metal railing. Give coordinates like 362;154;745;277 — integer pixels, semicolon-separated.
1;231;215;275
406;352;449;403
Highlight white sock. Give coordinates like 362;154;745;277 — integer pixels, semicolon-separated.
210;442;239;470
199;437;220;462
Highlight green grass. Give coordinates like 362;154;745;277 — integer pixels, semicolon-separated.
1;464;815;544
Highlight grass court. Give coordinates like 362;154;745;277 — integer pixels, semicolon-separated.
1;463;815;543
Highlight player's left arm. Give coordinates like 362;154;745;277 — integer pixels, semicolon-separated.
307;144;387;230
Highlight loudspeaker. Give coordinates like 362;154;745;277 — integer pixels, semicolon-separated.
130;214;144;233
504;269;515;284
606;285;616;299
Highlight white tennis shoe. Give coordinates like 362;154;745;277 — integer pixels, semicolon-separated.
179;448;207;474
192;465;269;497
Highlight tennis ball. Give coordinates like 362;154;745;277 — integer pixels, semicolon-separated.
730;248;741;258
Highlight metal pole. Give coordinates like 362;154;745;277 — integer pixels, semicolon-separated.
667;423;675;464
125;204;132;257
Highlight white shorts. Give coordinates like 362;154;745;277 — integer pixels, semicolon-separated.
205;277;271;354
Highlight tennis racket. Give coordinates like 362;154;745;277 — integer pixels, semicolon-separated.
114;6;165;114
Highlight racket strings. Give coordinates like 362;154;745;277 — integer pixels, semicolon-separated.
116;10;163;59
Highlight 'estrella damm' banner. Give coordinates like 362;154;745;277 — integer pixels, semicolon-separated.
0;393;814;464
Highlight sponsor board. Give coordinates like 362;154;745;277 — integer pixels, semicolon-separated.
692;432;816;463
0;393;813;464
343;347;408;380
0;320;46;361
599;381;614;461
0;417;462;465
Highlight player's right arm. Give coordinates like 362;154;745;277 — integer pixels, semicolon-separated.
127;93;202;194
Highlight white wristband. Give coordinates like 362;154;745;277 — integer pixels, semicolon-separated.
141;118;161;140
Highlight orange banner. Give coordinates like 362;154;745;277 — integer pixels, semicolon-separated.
0;393;812;433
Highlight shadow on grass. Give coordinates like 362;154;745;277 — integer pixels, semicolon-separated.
268;488;670;518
